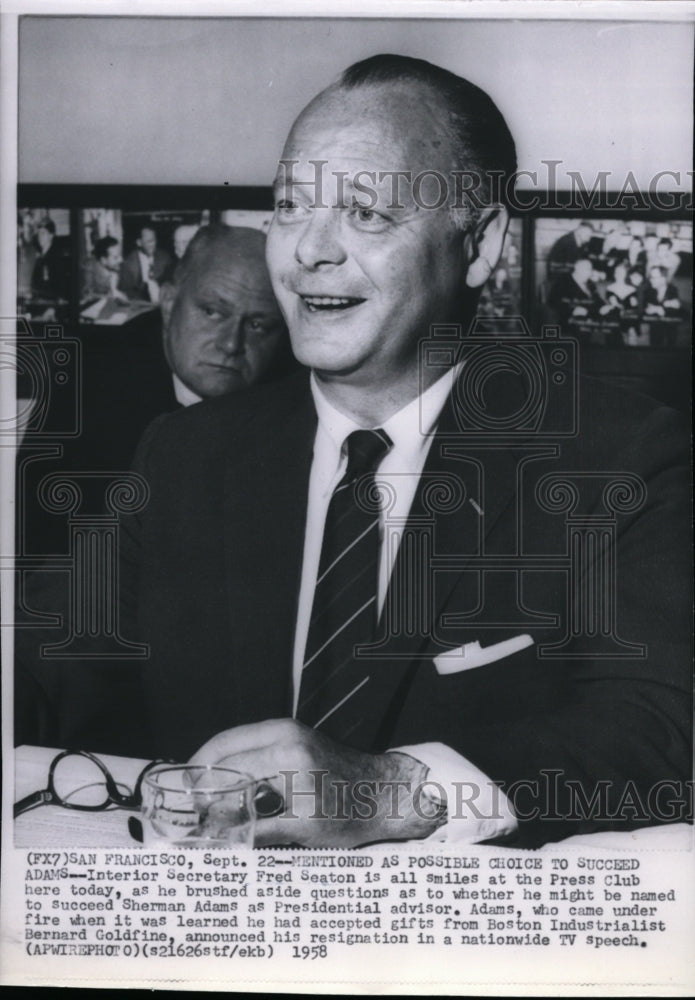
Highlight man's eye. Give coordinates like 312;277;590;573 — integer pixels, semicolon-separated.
349;203;388;230
246;318;269;334
274;199;307;219
202;305;222;320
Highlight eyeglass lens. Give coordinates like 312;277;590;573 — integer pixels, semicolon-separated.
51;752;119;808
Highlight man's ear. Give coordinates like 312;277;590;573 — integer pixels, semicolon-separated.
160;282;176;328
464;206;510;289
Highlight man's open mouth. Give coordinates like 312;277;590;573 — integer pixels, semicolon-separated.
300;295;365;312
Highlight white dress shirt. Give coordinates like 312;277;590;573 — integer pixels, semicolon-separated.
138;250;160;303
138;250;152;284
292;368;517;843
172;373;201;408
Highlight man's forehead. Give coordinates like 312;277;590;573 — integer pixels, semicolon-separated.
281;80;454;169
192;230;266;268
187;245;275;299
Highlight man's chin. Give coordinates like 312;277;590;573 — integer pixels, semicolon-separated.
196;373;247;398
290;336;369;378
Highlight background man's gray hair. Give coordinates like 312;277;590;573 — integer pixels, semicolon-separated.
170;223;266;287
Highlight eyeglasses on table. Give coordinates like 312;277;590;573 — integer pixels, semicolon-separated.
13;750;171;818
14;749;285;820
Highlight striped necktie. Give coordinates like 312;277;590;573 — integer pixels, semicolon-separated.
297;428;392;747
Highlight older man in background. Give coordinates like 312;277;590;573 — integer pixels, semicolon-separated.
81;222;291;468
17;223;290;547
159;224;291;405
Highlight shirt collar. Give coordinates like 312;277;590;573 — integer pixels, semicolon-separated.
172;373;202;407
310;363;461;471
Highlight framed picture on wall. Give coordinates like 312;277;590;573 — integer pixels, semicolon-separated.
535;216;692;350
16;207;71;323
79;207;214;325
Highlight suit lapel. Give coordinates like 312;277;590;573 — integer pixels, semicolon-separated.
360;385;521;749
223;378;316;721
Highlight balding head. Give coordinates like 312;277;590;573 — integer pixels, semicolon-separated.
172;224;269;289
284;53;517;225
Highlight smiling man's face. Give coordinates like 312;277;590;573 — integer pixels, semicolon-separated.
163;236;286;398
265;82;468;394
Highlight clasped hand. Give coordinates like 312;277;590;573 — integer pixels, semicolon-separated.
189;719;441;848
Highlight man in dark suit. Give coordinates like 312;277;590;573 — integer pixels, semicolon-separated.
18;55;691;848
17;223;290;555
31;218;69;306
112;55;690;848
119;224;172;302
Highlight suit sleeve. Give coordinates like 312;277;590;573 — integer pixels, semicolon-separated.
13;414;170;757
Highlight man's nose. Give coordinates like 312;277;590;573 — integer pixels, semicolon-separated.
294;209;347;269
216;317;244;354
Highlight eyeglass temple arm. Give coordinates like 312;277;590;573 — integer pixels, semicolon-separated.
110;758;179;809
14;789;53;818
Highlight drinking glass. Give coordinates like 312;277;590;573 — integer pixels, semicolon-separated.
141;765;256;846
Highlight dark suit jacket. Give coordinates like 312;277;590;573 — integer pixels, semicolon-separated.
119;248;172;300
15;319;179;756
17;365;691;845
16;318;178;559
31;241;69;302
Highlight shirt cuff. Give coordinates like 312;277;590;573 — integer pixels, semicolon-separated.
389;742;518;844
